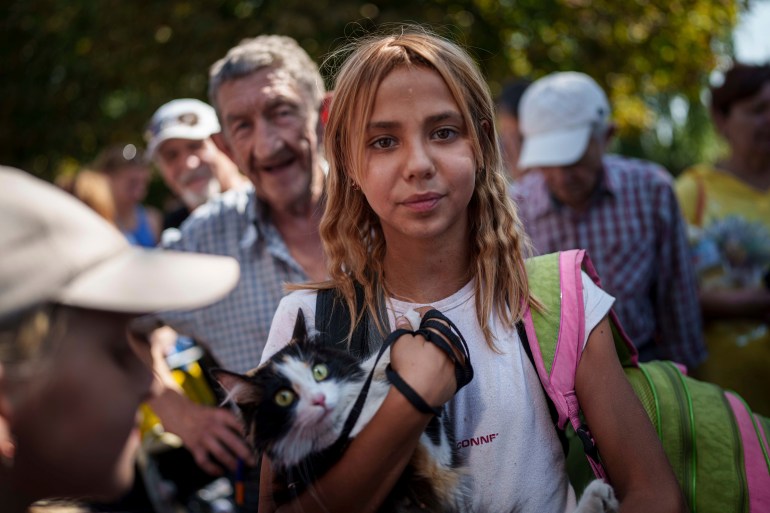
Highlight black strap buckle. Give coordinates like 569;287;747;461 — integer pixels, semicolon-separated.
575;424;601;462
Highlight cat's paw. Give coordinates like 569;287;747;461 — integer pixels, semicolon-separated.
573;479;618;513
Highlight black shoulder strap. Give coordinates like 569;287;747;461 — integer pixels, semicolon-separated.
315;285;371;359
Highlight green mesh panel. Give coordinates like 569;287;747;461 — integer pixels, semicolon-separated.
688;377;746;513
633;362;747;513
524;254;561;376
639;362;691;504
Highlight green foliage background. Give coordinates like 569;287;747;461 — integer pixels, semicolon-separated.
0;0;753;194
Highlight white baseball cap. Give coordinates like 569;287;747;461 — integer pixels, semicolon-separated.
0;166;239;320
518;72;611;169
145;99;221;158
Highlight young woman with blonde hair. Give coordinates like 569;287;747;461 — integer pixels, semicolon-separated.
258;26;685;513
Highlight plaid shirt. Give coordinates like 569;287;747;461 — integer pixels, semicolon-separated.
155;185;307;373
513;154;706;368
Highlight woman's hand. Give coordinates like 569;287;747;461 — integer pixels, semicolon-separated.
389;307;463;409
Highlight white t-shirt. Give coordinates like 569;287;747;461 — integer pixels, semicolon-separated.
261;273;614;513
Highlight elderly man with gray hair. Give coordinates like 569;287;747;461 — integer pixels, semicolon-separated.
139;35;328;508
512;71;706;369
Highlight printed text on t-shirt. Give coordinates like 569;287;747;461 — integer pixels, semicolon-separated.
456;433;498;449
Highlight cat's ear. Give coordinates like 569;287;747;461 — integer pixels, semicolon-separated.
210;368;258;405
291;308;308;342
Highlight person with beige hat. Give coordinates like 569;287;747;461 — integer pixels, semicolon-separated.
0;166;239;512
513;71;706;368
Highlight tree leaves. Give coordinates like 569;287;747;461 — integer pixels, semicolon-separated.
0;0;746;182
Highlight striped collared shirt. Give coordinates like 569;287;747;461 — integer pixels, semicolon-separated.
513;154;706;368
155;184;308;373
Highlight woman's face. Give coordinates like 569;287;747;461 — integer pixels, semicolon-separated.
718;81;770;163
359;66;476;248
10;307;152;502
109;164;151;207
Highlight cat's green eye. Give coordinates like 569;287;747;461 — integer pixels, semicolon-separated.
274;388;296;407
312;363;329;382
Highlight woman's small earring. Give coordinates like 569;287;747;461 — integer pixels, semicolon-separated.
350;180;360;191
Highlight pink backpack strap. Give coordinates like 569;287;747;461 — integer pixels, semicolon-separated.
724;393;770;510
553;249;586;431
522;250;585;427
523;249;609;478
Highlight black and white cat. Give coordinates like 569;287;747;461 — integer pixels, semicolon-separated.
213;309;618;513
213;309;468;512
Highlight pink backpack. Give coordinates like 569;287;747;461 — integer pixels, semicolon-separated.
523;249;770;512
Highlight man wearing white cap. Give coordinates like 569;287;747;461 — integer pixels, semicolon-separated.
145;98;247;230
0;166;239;512
513;71;706;368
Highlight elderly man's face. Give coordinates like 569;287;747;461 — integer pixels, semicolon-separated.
539;136;605;211
216;67;320;212
155;138;228;210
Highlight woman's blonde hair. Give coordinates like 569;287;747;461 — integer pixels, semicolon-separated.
311;25;534;346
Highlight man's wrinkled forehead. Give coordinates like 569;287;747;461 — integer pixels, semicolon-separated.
217;66;313;118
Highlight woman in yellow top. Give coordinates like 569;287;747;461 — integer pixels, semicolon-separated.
675;62;770;416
